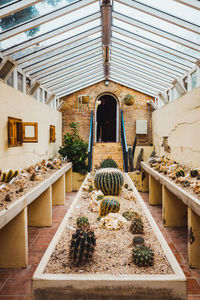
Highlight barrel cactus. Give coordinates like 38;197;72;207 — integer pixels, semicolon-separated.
100;158;118;169
130;218;144;234
5;170;13;183
132;245;154;267
176;169;185;178
99;196;120;217
190;170;199;178
133;236;145;246
76;216;89;228
122;210;140;221
69;228;96;265
94;168;124;196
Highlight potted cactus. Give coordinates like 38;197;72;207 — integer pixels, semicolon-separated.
82;95;90;104
123;94;135;106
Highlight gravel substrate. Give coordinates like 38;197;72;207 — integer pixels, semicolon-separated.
45;176;173;275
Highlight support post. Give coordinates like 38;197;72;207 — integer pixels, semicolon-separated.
28;186;52;227
149;175;162;205
65;168;72;192
188;207;200;268
0;208;28;268
162;185;187;227
141;170;149;192
52;174;65;205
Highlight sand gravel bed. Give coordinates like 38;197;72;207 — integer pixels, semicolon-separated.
45;176;173;275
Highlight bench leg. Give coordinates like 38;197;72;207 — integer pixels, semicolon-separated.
52;174;65;205
162;185;187;227
65;168;72;192
28;186;52;227
188;207;200;268
149;175;162;205
0;208;28;268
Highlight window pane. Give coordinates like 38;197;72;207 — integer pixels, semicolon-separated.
7;71;13;87
17;71;23;92
191;71;197;89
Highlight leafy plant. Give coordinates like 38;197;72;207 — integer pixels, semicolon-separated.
59;122;88;174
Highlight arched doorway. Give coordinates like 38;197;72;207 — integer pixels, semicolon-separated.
95;93;119;143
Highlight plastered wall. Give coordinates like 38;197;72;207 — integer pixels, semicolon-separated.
61;80;154;146
152;86;200;169
0;81;62;170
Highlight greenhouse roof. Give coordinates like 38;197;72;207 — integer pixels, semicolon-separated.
0;0;200;101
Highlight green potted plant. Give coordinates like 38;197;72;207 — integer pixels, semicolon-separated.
123;94;135;106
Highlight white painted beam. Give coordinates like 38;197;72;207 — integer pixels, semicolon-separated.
45;94;56;105
157;92;168;104
0;0;97;41
172;78;187;95
0;57;16;81
28;81;41;95
174;0;200;10
147;100;157;110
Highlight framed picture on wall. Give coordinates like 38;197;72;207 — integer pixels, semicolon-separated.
50;125;56;142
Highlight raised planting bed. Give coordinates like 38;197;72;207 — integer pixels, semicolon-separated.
32;172;187;300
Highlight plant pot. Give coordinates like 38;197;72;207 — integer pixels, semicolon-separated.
82;96;89;104
124;94;135;106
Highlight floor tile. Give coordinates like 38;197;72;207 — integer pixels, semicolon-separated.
0;279;31;295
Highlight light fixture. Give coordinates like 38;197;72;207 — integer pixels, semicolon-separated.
104;80;109;86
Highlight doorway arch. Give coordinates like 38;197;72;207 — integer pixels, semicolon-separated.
95;93;119;143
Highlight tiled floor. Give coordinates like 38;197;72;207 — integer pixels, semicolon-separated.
0;191;200;299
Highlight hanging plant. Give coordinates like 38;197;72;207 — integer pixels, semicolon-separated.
123;94;135;106
82;96;90;104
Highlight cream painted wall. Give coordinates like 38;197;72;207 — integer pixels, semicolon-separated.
0;81;62;170
152;86;200;169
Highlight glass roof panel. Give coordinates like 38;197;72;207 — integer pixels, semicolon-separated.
113;1;200;44
0;2;100;50
112;31;194;66
0;0;17;6
0;0;80;32
136;0;200;26
113;18;199;58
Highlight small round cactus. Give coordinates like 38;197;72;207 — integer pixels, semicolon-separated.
99;196;120;217
132;245;154;267
130;218;144;234
176;169;185;178
100;158;118;169
133;236;145;246
76;216;89;228
122;210;140;221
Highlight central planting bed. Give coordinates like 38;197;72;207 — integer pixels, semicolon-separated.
32;168;186;300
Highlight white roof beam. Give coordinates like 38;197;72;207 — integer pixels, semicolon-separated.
147;100;157;110
110;76;157;97
45;62;103;89
39;56;103;82
22;39;102;72
113;26;197;63
16;27;100;65
111;44;185;74
52;71;104;94
30;48;102;78
0;0;97;41
57;77;104;97
116;0;200;34
111;48;183;77
172;79;187;96
0;57;16;81
28;81;41;95
110;71;160;93
174;0;200;10
111;61;169;87
45;93;56;105
157;92;168;104
48;66;103;91
113;12;200;52
2;12;100;56
112;37;191;70
0;0;43;18
57;100;65;111
110;55;174;81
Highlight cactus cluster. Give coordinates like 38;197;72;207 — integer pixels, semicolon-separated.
190;170;199;178
130;218;144;234
99;196;120;217
1;170;19;183
94;168;124;196
132;245;154;267
100;158;118;169
122;210;140;221
76;216;89;228
69;228;96;265
175;169;185;178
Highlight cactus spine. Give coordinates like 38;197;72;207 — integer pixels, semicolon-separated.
94;168;124;196
99;196;120;217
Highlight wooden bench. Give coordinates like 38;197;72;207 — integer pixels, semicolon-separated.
141;161;200;268
0;163;72;268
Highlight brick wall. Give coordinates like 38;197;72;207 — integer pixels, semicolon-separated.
61;80;154;146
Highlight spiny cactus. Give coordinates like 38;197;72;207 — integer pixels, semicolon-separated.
69;228;96;265
5;170;13;183
133;236;145;246
94;168;124;196
99;196;120;217
122;210;140;221
1;172;6;182
128;148;133;172
136;148;144;171
190;170;199;178
11;170;19;180
96;195;104;201
176;169;185;178
76;216;89;228
130;218;144;234
88;185;94;193
183;180;190;187
132;245;154;267
100;158;118;169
